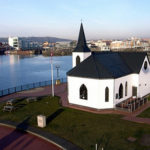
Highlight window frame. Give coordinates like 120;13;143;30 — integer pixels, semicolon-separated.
76;56;80;66
80;84;88;100
105;87;109;102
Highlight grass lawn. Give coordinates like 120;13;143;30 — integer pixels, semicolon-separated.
138;107;150;118
137;96;150;118
0;96;150;150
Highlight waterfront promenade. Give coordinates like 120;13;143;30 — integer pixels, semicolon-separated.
0;83;67;103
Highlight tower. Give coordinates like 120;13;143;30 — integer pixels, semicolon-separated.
72;23;91;67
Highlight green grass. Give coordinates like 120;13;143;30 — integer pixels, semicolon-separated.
1;96;150;150
138;107;150;118
137;96;150;118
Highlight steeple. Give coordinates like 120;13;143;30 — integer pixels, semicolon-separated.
74;23;91;52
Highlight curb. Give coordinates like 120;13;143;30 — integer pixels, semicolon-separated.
0;120;82;150
0;122;65;150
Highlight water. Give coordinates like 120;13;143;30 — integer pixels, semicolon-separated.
0;55;72;90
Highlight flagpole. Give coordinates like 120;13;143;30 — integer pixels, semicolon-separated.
51;52;54;97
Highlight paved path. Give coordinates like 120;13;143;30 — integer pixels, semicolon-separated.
0;125;61;150
0;83;67;102
123;102;150;125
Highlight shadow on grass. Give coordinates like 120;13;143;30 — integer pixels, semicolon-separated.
0;117;31;149
47;108;64;124
14;97;27;109
16;116;31;131
37;96;47;101
15;97;27;104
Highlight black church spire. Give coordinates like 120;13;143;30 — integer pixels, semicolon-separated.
74;23;91;52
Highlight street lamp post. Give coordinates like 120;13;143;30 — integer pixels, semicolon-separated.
50;52;54;97
55;65;60;79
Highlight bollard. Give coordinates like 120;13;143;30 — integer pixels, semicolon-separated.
37;115;46;128
95;144;97;150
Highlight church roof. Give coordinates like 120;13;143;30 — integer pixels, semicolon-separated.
67;51;147;79
73;23;91;52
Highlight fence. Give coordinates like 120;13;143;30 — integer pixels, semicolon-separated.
116;97;148;112
0;78;67;97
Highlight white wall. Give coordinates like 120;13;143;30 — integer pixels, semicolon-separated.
68;76;114;109
8;37;14;47
72;52;91;67
139;56;150;97
8;37;19;50
114;74;139;106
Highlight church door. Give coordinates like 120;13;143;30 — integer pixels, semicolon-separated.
132;86;137;97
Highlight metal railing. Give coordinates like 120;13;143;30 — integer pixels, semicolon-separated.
0;78;67;97
116;97;148;112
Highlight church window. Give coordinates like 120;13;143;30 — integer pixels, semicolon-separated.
80;84;87;100
76;56;80;66
144;61;148;70
119;84;123;99
105;87;109;102
125;82;128;96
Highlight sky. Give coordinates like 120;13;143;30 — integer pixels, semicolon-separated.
1;0;150;40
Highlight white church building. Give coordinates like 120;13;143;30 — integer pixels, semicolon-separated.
67;23;150;109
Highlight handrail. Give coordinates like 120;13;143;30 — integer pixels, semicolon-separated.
0;78;67;97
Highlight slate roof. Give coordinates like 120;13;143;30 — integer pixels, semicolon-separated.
73;23;91;52
67;51;147;79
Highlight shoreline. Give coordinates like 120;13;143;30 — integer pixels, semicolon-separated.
2;50;71;56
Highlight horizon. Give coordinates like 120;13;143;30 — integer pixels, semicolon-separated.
1;0;150;40
1;36;150;41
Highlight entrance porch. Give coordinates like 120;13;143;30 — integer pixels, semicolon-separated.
116;96;149;112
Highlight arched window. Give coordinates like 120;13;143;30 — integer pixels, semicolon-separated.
119;84;123;99
76;56;80;66
105;87;109;102
80;84;87;100
144;61;148;70
125;82;128;96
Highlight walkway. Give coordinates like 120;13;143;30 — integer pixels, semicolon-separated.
0;120;82;150
0;125;61;150
0;83;67;102
123;102;150;125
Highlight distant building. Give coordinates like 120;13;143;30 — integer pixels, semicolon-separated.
8;37;43;50
95;40;110;51
42;41;54;50
55;41;70;49
110;40;124;49
110;37;150;50
87;40;110;51
8;37;20;50
20;40;41;50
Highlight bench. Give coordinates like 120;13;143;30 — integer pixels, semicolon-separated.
6;99;17;106
26;97;37;103
3;106;15;112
